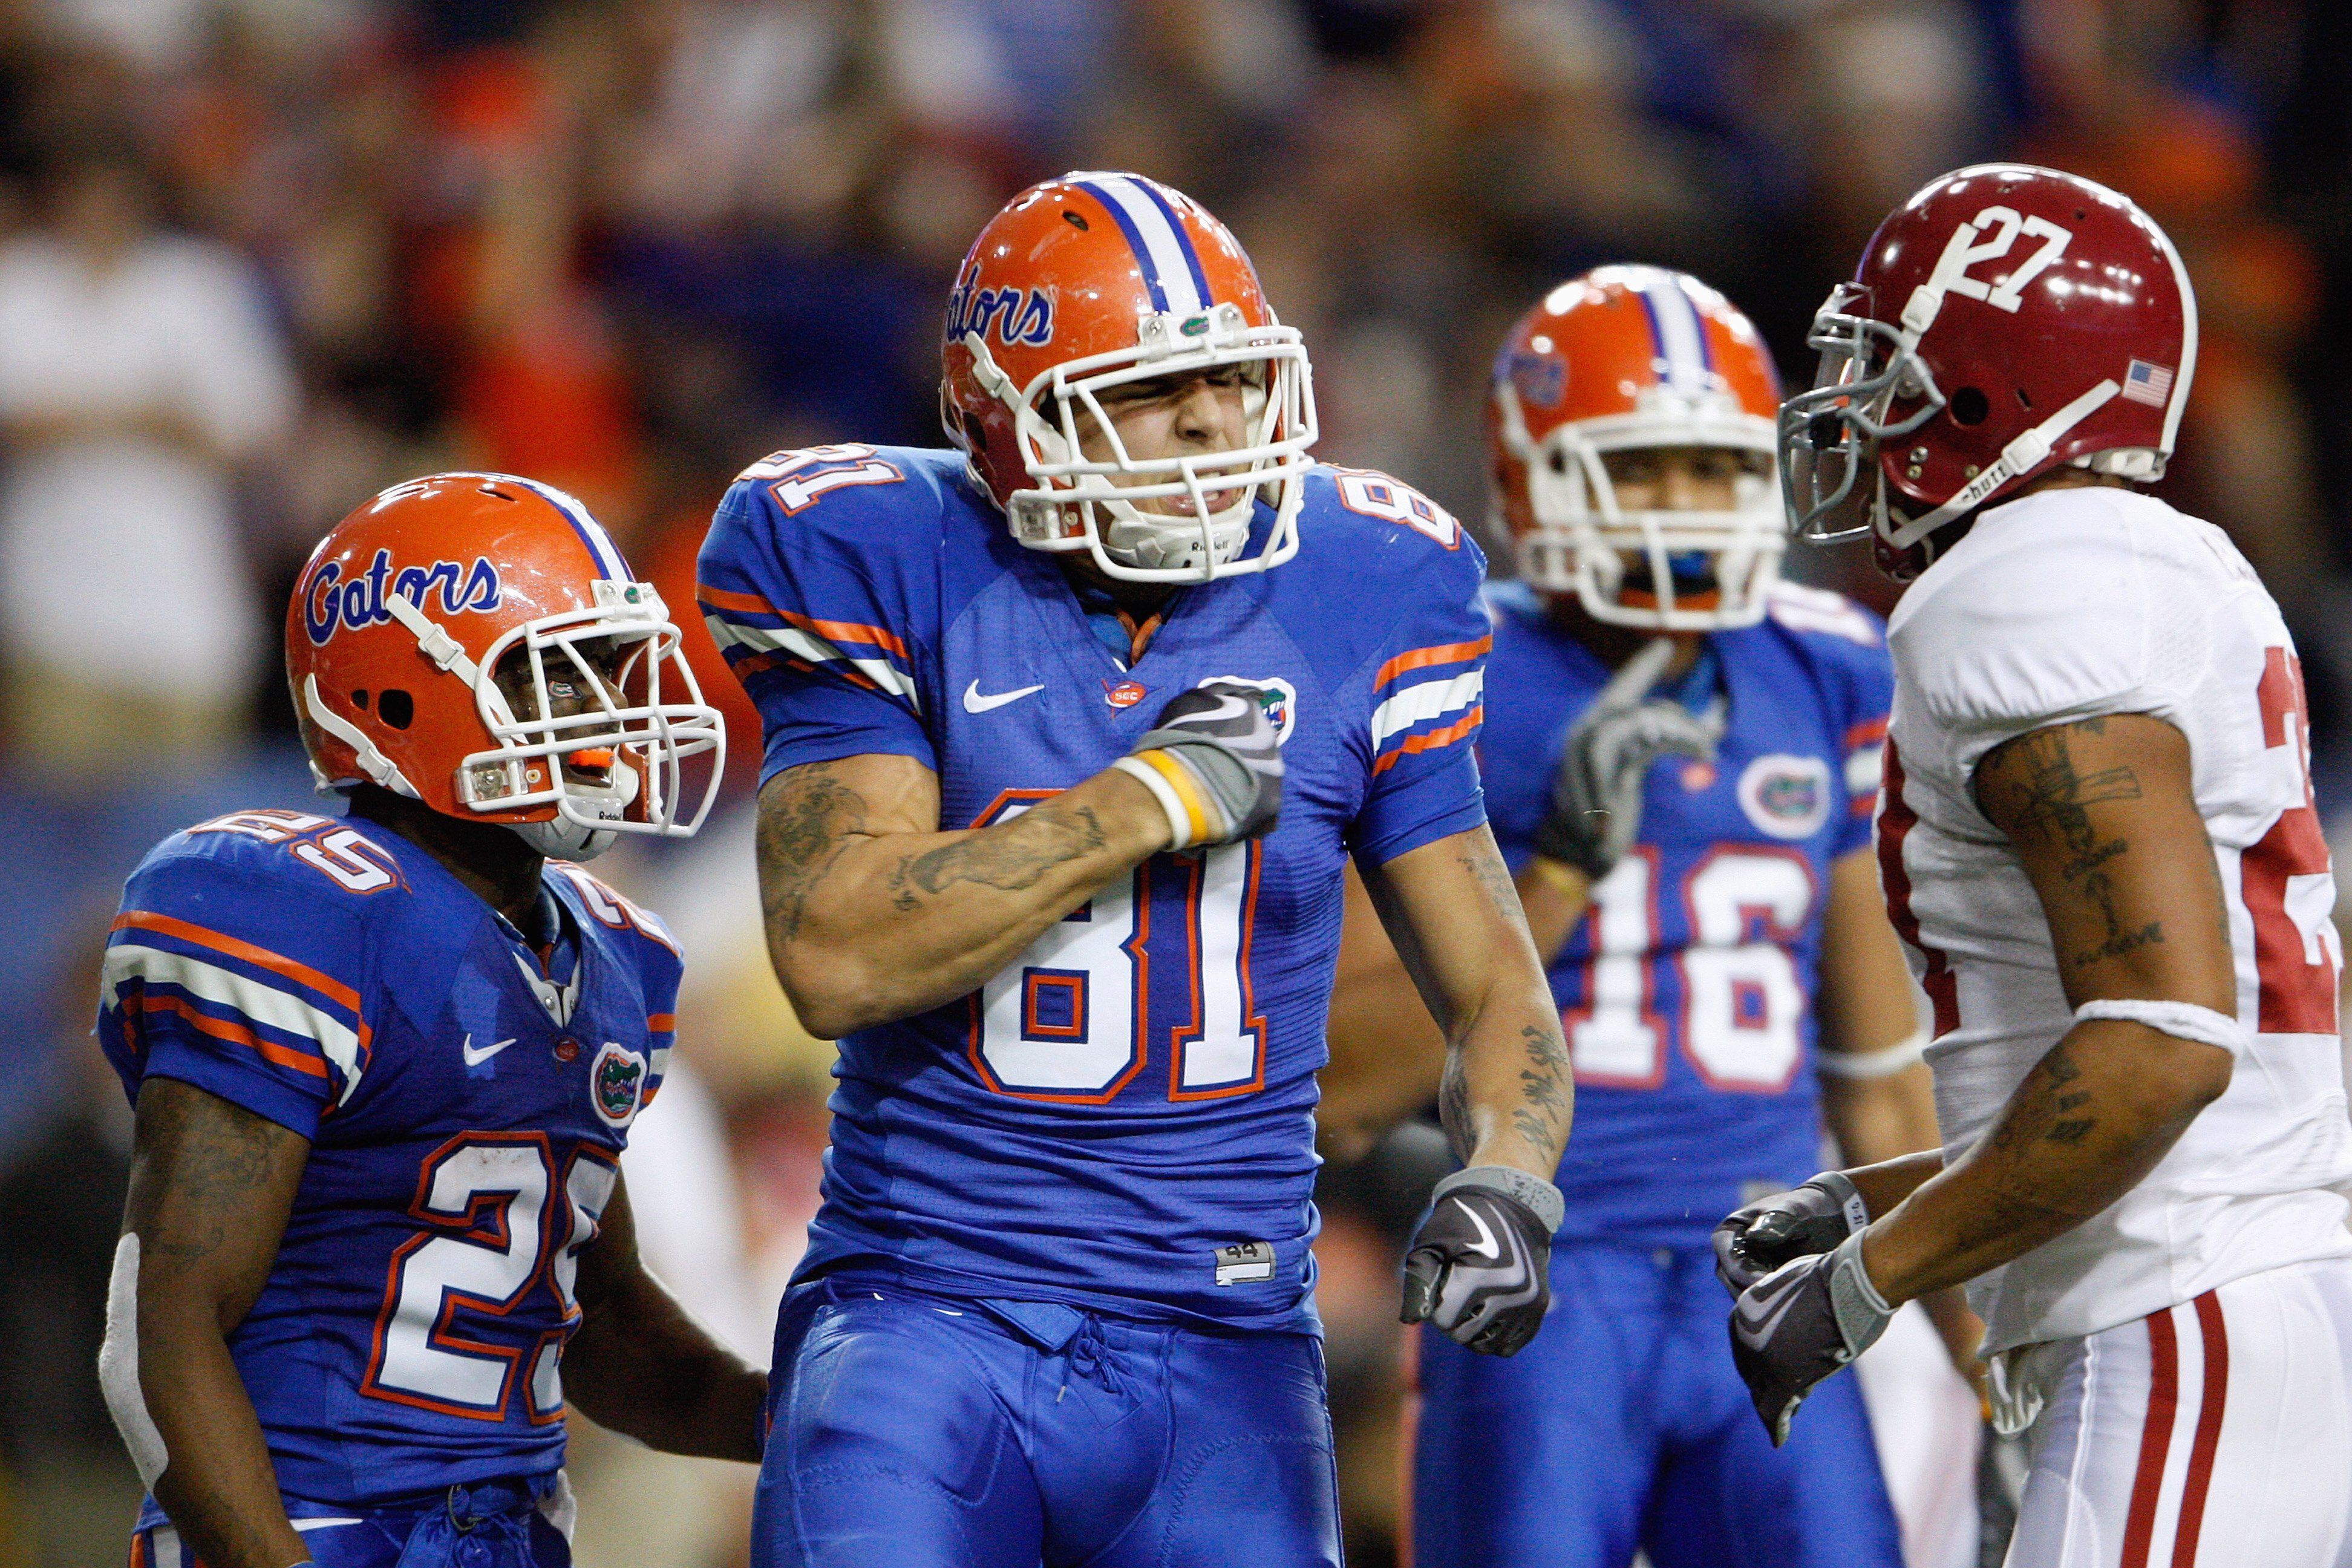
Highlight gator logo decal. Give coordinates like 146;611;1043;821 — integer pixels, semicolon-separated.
1736;754;1832;841
588;1042;647;1129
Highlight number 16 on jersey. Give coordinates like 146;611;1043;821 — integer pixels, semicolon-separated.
965;791;1266;1106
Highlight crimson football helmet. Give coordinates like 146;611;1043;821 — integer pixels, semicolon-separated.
1491;266;1783;629
1782;163;2197;578
940;171;1318;583
286;474;724;860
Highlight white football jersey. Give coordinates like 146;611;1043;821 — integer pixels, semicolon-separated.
1881;485;2352;1356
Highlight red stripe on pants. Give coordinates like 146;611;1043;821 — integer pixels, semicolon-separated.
2173;1292;2230;1566
2123;1307;2182;1568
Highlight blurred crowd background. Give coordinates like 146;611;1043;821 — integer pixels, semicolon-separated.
5;0;2352;1563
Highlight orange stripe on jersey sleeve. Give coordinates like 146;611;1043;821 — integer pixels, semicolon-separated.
778;609;909;661
139;993;330;1079
1375;635;1492;691
696;583;781;618
113;910;362;1015
647;1013;676;1033
1371;706;1483;774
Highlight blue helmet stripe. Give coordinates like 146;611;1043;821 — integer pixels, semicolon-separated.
1073;177;1171;313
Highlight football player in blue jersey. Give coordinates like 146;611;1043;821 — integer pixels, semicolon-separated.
98;475;767;1568
696;172;1575;1568
1327;269;1972;1568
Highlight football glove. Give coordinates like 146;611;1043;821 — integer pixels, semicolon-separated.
1114;681;1284;849
1399;1166;1564;1357
1713;1170;1871;1297
1533;638;1723;880
1728;1230;1895;1446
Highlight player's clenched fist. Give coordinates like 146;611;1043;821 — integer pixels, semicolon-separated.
1534;637;1723;880
1114;681;1285;849
1712;1170;1870;1296
1728;1232;1894;1446
1399;1168;1565;1357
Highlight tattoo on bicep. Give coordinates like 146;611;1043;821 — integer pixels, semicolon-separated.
129;1086;300;1275
1984;725;2167;970
1986;724;2143;852
757;763;872;941
1457;838;1519;913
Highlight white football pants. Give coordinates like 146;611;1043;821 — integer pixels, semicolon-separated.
2004;1258;2352;1568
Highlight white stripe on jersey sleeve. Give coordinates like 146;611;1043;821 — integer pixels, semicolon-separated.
706;616;924;712
1371;668;1485;750
104;944;366;1103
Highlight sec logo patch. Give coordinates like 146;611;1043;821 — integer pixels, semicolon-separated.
1736;754;1832;840
1106;679;1147;708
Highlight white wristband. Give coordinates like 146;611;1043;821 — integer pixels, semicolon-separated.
2074;998;2249;1056
1817;1028;1927;1080
1110;755;1198;851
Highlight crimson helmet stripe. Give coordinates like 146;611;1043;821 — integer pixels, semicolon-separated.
1069;172;1207;315
1634;270;1711;394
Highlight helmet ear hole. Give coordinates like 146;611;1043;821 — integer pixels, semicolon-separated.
352;689;370;711
379;690;415;730
1949;387;1990;426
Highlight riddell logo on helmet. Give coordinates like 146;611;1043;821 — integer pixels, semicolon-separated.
302;549;503;646
946;261;1054;348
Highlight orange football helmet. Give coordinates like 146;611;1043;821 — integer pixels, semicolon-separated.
1490;266;1783;630
286;473;724;860
941;171;1318;583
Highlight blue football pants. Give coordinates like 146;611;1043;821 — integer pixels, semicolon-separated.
752;1275;1343;1568
129;1475;572;1567
1413;1241;1903;1568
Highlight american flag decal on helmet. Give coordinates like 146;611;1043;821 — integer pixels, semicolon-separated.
2122;359;2175;407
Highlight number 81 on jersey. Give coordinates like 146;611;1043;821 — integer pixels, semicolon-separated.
967;792;1265;1104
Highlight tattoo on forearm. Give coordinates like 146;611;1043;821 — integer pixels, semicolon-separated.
1510;1023;1572;1162
901;806;1109;897
757;763;871;942
1439;1061;1473;1165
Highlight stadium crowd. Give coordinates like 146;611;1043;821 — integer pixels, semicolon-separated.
5;1;2352;1564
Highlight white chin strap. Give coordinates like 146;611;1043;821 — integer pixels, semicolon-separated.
1883;377;2120;549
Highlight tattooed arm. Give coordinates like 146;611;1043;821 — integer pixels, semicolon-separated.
1856;714;2238;1304
117;1078;312;1568
1355;826;1572;1180
756;754;1172;1037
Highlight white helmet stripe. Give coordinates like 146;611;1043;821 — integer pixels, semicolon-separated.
509;474;627;580
1070;172;1206;315
1638;271;1710;396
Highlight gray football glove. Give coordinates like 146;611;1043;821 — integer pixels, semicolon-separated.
1533;638;1723;879
1399;1166;1564;1357
1114;681;1285;849
1713;1171;1870;1297
1728;1230;1895;1446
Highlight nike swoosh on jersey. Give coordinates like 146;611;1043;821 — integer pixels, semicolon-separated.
964;681;1045;713
462;1035;518;1067
1733;1268;1811;1348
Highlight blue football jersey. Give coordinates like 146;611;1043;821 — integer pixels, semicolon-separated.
98;809;682;1506
1477;581;1893;1247
698;445;1490;1331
